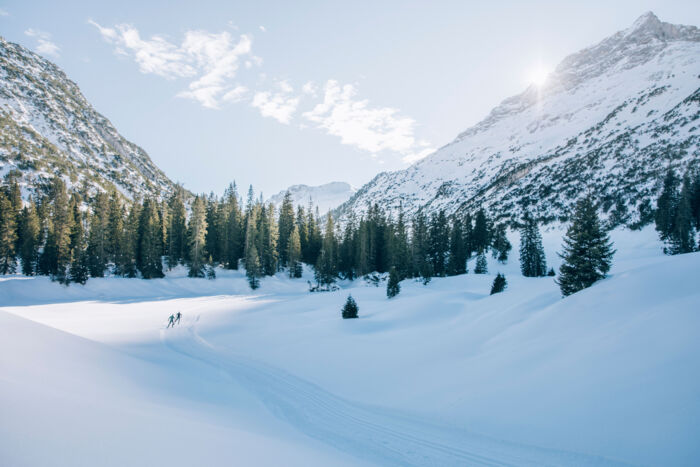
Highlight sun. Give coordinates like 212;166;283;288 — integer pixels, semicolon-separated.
529;66;550;87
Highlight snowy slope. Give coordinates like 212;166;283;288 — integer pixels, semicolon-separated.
0;37;178;200
338;12;700;223
2;226;699;466
267;181;356;214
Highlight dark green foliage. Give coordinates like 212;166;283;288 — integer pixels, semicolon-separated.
429;210;450;276
490;273;507;295
519;213;547;277
557;197;615;296
287;224;303;278
655;169;698;254
0;189;18;274
314;213;338;288
447;214;467;276
186;195;208;277
18;202;40;275
136;198;164;279
166;186;187;268
387;266;400;298
474;251;488;274
277;191;295;268
392;206;412;279
655;168;679;242
244;205;262;289
547;267;556;277
491;224;511;263
341;295;359;319
86;192;109;277
40;178;73;281
472;209;490;254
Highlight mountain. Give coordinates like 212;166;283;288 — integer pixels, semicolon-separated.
0;36;177;200
267;181;356;214
337;12;700;224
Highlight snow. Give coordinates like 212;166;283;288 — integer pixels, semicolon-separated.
267;181;357;214
1;226;699;466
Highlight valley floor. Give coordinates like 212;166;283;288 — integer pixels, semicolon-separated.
1;227;699;466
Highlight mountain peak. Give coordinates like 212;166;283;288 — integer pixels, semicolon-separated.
628;11;662;33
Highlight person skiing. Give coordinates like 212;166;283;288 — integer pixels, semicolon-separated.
175;311;182;325
167;314;175;328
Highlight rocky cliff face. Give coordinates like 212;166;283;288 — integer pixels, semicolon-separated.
0;36;177;199
338;12;700;224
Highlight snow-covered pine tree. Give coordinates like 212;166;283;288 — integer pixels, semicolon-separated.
341;295;359;319
557;197;615;296
490;273;507;295
519;213;547;277
387;266;401;298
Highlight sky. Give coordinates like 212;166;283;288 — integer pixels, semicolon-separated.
1;0;699;198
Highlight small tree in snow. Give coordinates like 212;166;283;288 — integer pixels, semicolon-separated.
490;273;507;295
387;266;400;298
342;295;359;319
474;251;488;274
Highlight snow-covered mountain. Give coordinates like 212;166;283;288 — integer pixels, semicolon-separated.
337;12;700;223
267;181;356;214
0;36;178;200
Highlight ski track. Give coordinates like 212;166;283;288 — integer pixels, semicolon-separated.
162;320;628;467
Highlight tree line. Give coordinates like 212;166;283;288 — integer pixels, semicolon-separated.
1;166;696;296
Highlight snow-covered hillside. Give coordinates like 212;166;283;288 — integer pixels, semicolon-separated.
2;226;699;466
0;37;178;200
338;12;700;223
267;181;356;214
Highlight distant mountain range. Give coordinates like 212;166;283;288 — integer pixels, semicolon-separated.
267;182;356;214
0;36;178;200
337;12;700;224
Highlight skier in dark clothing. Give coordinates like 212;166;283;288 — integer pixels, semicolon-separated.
167;314;175;328
175;312;182;325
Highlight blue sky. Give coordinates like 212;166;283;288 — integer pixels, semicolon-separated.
2;0;699;197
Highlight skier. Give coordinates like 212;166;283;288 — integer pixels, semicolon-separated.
175;311;182;325
167;314;175;328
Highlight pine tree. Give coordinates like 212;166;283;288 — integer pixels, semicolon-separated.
447;214;467;276
428;210;449;276
166;187;187;268
491;224;512;263
314;213;337;287
244;206;262;289
41;178;73;281
0;190;18;274
667;173;696;254
277;191;295;268
106;192;124;268
557;197;615;296
287;224;303;278
341;295;359;319
393;205;412;279
387;266;401;298
490;273;507;295
655;168;679;242
519;213;547;277
86;192;109;277
472;209;490;253
186;195;208;277
68;211;89;285
259;203;279;276
224;183;243;269
474;251;488;274
118;200;140;278
411;211;431;283
137;198;164;279
18;202;40;275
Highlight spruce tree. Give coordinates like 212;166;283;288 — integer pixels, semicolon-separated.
411;211;431;283
472;209;490;253
186;195;208;277
655;168;679;242
474;251;488;274
557;197;615;296
429;210;450;276
0;190;18;274
667;173;696;254
287;224;303;278
490;273;507;295
491;224;512;263
277;191;295;268
86;192;109;277
341;295;359;319
118;200;140;278
137;198;165;279
18;202;40;275
393;205;412;279
314;213;338;287
68;215;89;285
519;213;547;277
167;187;187;268
106;192;124;268
244;206;262;289
387;266;400;298
447;214;467;275
41;178;73;281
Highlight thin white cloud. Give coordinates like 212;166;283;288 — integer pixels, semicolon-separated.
222;85;248;103
24;28;60;57
251;81;300;124
259;25;266;32
89;20;252;108
303;80;430;161
0;8;9;16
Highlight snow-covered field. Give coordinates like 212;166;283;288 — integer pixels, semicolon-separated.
1;227;699;466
